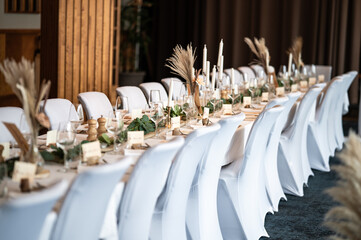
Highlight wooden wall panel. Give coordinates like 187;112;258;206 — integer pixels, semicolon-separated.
57;0;115;104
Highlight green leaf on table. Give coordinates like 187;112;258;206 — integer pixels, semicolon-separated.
98;133;113;146
127;114;155;135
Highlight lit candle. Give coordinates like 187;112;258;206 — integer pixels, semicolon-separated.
217;39;223;69
211;65;216;91
206;61;210;87
202;45;207;75
288;53;292;76
231;68;235;88
218;55;224;80
168;79;173;107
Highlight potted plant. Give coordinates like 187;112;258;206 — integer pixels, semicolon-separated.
119;0;152;86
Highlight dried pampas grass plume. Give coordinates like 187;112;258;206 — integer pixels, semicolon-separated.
324;131;361;240
165;44;197;94
288;37;304;71
244;37;270;75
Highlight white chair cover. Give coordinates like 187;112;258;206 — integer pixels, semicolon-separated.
334;71;357;147
224;68;244;84
238;66;256;80
42;98;78;130
307;78;343;172
116;86;148;111
0;180;68;240
161;77;187;100
186;113;245;240
0;107;29;142
139;82;169;103
278;87;322;196
250;65;265;76
118;137;185;240
149;124;220;240
263;94;300;212
51;159;132;240
77;92;113;120
218;106;284;240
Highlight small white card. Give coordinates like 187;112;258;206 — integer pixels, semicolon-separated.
131;109;143;120
300;80;308;88
203;107;210;119
46;130;57;146
0;142;10;159
12;161;37;183
127;131;144;146
223;104;233;115
82;141;101;163
276;87;285;96
261;92;269;102
309;77;316;86
243;96;252;107
171;116;181;130
291;84;298;92
318;74;325;83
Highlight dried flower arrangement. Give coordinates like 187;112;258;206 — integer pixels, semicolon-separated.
288;37;304;71
165;43;203;113
244;37;271;76
324;131;361;239
0;57;51;164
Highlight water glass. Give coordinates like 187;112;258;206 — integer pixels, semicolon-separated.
57;122;76;172
150;90;161;106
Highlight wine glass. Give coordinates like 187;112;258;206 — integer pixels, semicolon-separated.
150;102;164;138
57;122;76;172
116;96;129;120
107;110;124;154
150;90;161;107
183;95;196;127
69;104;84;133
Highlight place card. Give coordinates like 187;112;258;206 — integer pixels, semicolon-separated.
0;142;10;159
291;84;298;92
131;109;143;120
12;161;37;183
261;92;269;102
243;96;252;108
309;77;316;86
203;107;210;119
276;87;285;97
127;131;144;146
46;130;57;146
3;122;29;153
318;74;325;83
171;116;181;130
300;80;308;89
82;141;101;163
223;104;233;115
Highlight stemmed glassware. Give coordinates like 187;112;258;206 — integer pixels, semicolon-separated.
107;110;124;154
183;95;196;127
69;104;84;133
57;121;76;172
116;96;129;120
150;90;161;107
150;102;164;138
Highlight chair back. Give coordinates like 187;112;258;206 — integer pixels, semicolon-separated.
139;82;169;104
161;78;186;100
51;159;132;240
187;114;245;240
238;66;256;80
0;107;28;142
118;137;184;240
305;65;332;82
150;124;220;240
250;65;264;76
42;98;78;130
77;92;113;119
116;86;148;111
224;68;244;84
0;180;68;240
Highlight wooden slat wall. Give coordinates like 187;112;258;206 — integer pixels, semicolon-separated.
58;0;115;104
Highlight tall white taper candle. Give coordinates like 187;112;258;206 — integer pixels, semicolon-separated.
217;39;223;68
202;45;207;75
211;65;216;91
206;61;210;87
288;53;292;76
168;79;173;107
